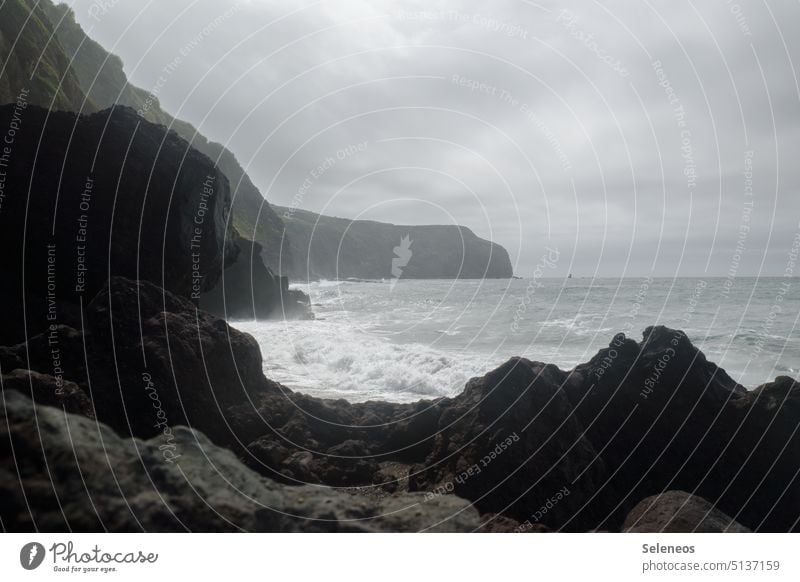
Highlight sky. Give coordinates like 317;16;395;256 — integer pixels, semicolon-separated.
62;0;800;277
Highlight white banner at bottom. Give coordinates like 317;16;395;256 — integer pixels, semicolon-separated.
1;533;797;581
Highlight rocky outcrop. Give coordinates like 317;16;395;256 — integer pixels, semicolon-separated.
1;277;269;444
276;206;514;280
35;0;289;274
406;359;607;529
562;327;799;531
200;232;312;320
224;328;798;532
0;390;480;532
623;491;750;532
0;104;234;345
1;274;797;532
0;368;94;419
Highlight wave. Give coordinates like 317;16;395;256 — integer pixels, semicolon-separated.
235;320;486;402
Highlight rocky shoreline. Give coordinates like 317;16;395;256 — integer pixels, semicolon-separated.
1;277;797;531
0;101;796;533
2;0;797;535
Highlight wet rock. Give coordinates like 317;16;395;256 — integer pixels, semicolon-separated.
624;491;750;532
2;368;94;418
407;358;608;531
200;233;312;321
0;390;480;532
0;104;234;345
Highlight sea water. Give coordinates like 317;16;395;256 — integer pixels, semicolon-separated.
235;277;799;402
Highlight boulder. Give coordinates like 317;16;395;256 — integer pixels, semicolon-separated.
0;390;480;532
407;358;608;531
624;491;750;532
2;277;271;445
565;327;797;531
1;368;94;418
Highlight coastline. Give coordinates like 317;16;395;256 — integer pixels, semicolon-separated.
2;279;797;532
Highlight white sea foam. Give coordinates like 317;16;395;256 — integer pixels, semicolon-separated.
234;278;799;401
235;319;485;402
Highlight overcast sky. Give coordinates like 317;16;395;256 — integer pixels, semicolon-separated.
63;0;800;277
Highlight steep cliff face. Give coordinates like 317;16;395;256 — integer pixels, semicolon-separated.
199;233;311;320
0;104;234;345
0;0;91;111
37;0;289;274
276;206;514;280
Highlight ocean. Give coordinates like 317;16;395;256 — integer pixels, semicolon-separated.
235;277;799;403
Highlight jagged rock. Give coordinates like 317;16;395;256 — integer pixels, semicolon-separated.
1;368;94;418
0;390;479;532
200;233;312;320
4;279;798;532
623;491;750;532
2;277;270;444
407;358;608;531
564;327;798;531
0;104;235;345
711;375;800;531
233;327;799;532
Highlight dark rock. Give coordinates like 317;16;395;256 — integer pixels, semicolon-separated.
2;368;94;418
275;205;514;280
1;277;270;446
0;104;234;345
4;276;798;533
709;375;800;532
479;513;526;533
564;325;752;528
0;346;24;373
0;390;480;532
230;326;799;532
623;491;750;532
35;0;290;276
407;358;608;531
81;277;269;442
200;232;312;320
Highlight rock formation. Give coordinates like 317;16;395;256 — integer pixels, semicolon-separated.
276;206;514;280
623;490;750;533
200;233;312;320
0;390;479;532
2;274;796;532
32;0;289;274
0;103;234;345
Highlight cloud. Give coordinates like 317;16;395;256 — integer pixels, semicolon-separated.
65;0;800;276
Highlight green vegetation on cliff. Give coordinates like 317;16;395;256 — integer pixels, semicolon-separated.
0;0;91;111
5;0;287;273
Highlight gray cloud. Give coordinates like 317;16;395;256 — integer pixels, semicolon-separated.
66;0;800;276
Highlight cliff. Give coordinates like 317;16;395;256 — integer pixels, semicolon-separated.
0;103;234;345
199;232;311;320
276;206;514;280
4;0;288;274
0;0;91;111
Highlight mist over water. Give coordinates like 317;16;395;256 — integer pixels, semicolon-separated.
236;277;799;402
